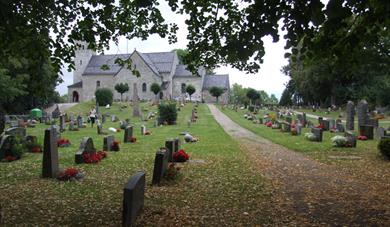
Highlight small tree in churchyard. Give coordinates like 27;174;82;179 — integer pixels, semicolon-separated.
186;85;196;101
151;83;161;103
95;88;113;106
114;83;129;102
246;88;260;108
209;86;225;104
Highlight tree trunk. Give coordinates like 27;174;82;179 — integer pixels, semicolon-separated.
120;93;123;102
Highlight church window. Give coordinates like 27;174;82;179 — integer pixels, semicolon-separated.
96;81;101;88
142;83;147;92
181;83;186;93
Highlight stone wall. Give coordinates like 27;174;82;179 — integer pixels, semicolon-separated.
68;87;83;103
172;77;203;101
81;75;115;101
202;90;229;103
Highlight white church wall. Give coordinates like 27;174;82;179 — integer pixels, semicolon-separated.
172;77;202;101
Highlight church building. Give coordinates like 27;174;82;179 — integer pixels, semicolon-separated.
67;42;230;103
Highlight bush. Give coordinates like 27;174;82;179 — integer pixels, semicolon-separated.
95;88;113;106
378;138;390;159
158;102;177;125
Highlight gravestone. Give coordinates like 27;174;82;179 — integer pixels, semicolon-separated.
174;138;180;152
322;119;330;131
187;120;191;128
123;126;134;143
69;120;75;131
297;114;303;125
103;135;115;151
42;128;59;178
302;113;307;127
311;128;323;142
357;100;369;128
141;125;146;135
152;149;169;185
77;116;83;128
295;124;302;135
345;131;357;147
102;114;106;124
337;123;345;132
359;125;374;140
329;119;336;130
346;101;355;130
111;115;119;122
75;137;96;164
377;127;385;139
25;135;37;144
50;125;61;141
132;83;141;117
122;171;145;227
97;123;103;135
318;117;323;125
154;120;158;128
52;105;61;118
307;121;314;128
59;115;65;132
0;135;15;160
165;139;175;162
366;118;378;128
5;127;26;138
281;122;291;132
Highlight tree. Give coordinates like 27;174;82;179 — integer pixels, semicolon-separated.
186;85;196;101
150;83;161;103
114;83;129;102
230;83;249;107
95;88;113;106
209;87;225;104
246;88;260;106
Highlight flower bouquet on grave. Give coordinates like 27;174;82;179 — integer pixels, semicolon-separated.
82;151;107;163
304;133;317;141
173;149;190;162
2;155;17;162
144;131;151;136
331;135;348;147
315;124;324;129
57;168;84;181
111;140;120;151
116;128;121;132
357;135;367;141
57;138;71;147
25;141;42;153
128;137;137;143
266;121;273;127
164;163;181;180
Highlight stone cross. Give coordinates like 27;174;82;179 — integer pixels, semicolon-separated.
42;128;59;178
122;171;145;227
132;83;141;117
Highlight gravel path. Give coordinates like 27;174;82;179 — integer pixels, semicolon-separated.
208;104;389;226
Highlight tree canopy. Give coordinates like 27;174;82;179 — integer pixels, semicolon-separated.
209;87;225;103
185;85;196;101
114;83;129;101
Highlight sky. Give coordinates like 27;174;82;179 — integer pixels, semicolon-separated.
56;1;290;99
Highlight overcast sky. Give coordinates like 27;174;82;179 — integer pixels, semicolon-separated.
56;1;290;99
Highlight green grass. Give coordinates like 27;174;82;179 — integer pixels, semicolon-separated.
220;106;389;166
0;103;275;226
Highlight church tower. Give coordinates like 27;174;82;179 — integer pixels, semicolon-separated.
73;41;95;83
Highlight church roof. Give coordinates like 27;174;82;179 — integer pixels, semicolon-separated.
82;51;176;76
202;74;230;91
67;81;83;88
174;64;202;77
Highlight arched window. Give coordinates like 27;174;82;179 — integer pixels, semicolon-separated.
181;83;186;93
96;81;100;88
142;83;147;92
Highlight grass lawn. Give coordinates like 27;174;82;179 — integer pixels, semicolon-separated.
0;103;276;226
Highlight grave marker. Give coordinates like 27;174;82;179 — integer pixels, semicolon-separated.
346;101;355;130
165;139;175;162
0;135;15;160
77;116;83;128
359;125;374;140
59;115;66;132
75;137;96;164
103;135;115;151
42;128;59;178
123;126;134;143
357;100;369;128
345;131;357;147
5;127;26;138
337;123;345;132
152;149;168;185
141;125;146;136
174;138;180;152
322;119;330;131
122;171;145;227
311;128;323;142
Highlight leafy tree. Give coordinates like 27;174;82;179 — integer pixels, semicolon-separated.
150;83;161;102
185;85;196;101
230;83;249;106
114;83;129;102
269;94;279;105
209;87;225;104
95;88;113;106
246;88;260;106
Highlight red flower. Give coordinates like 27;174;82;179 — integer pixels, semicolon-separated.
357;135;367;140
129;137;137;143
266;122;272;127
173;149;189;162
315;124;324;129
4;155;16;162
145;131;151;135
57;138;71;147
64;168;79;177
31;146;41;153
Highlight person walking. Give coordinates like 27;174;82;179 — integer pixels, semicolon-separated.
89;107;97;127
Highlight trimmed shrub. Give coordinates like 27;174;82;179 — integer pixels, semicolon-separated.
95;88;113;106
378;138;390;159
158;102;177;125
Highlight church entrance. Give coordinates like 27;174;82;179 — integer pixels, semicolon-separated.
159;92;163;100
72;91;79;102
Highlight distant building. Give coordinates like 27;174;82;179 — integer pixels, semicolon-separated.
68;42;230;103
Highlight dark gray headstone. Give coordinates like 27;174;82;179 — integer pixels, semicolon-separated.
359;125;374;140
132;83;141;117
366;118;378;128
357;100;369;128
52;105;61;118
102;114;106;124
103;135;115;151
59;115;66;132
5;127;26;138
152;149;168;185
322;120;330;131
337;123;345;132
42;128;59;178
311;128;323;142
0;135;16;160
77;116;83;128
165;139;175;162
174;138;180;153
346;101;355;130
122;171;145;227
97;123;103;135
318;116;323;125
124;126;133;143
75;137;96;164
329;119;336;130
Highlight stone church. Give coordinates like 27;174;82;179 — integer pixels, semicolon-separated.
68;42;230;103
